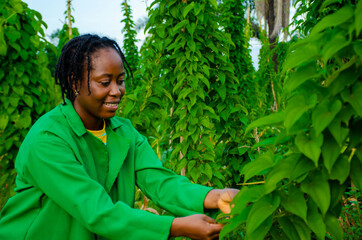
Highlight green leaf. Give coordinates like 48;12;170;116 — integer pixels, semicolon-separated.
278;217;300;240
204;163;213;180
295;132;323;166
208;0;217;9
173;19;189;33
215;84;226;101
220;208;250;239
283;42;318;71
341;82;362;117
0;114;9;130
329;155;350;184
231;185;264;215
264;155;296;194
350;157;362;190
182;2;195;17
325;213;343;240
310;6;354;36
322;131;341;173
23;94;33;107
285;93;317;132
293;216;311;240
290;156;315;182
284;62;319;94
312;99;342;135
301;171;330;216
328;117;349;146
247;194;280;234
156;26;165;38
280;186;308;221
247;215;273;240
245;112;284;134
355;0;362;36
322;32;349;63
243;151;274;182
13;86;25;97
307;199;326;240
0;29;7;56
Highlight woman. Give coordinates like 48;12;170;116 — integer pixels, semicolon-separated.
0;34;238;239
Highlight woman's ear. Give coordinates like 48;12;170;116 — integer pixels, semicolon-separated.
69;74;80;96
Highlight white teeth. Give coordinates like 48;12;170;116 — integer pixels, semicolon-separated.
104;103;118;107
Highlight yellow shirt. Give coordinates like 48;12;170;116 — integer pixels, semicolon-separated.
87;121;107;145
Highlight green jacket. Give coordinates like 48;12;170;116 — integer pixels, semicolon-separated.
0;100;212;239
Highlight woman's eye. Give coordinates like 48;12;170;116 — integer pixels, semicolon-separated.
118;79;125;85
101;81;110;86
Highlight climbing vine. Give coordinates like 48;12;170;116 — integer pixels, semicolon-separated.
0;0;56;208
220;1;362;239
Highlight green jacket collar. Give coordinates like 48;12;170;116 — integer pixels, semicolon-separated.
60;99;124;136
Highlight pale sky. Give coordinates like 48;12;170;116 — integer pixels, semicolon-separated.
23;0;261;69
24;0;149;48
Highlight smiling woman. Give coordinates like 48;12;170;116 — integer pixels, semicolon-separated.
0;34;239;240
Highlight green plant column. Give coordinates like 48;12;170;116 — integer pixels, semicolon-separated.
220;0;362;239
0;0;56;208
140;0;243;188
216;0;256;188
56;0;79;53
121;0;140;91
255;31;278;115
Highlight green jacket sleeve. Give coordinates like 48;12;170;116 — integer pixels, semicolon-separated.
21;131;174;240
133;129;213;217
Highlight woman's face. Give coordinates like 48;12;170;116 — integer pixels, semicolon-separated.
73;47;125;130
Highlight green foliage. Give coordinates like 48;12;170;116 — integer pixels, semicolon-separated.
220;0;362;239
0;0;56;208
255;31;278;116
121;0;140;91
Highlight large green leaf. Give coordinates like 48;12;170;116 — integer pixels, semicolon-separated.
246;194;280;234
301;171;330;216
328;118;349;146
284;62;319;94
243;151;274;182
247;215;273;240
310;5;354;36
295;132;323;166
220;207;251;239
283;42;318;71
341;82;362;117
329;155;350;184
264;156;296;194
231;185;264;215
290;156;315;183
280;186;308;222
278;217;300;240
312;99;342;136
325;213;343;240
285;93;317;132
321;132;341;173
245;112;284;134
182;2;195;17
356;0;362;36
322;32;350;63
350;157;362;190
307;199;326;240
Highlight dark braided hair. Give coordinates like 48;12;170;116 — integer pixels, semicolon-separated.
54;34;132;102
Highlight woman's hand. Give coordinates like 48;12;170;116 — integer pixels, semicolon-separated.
204;189;239;213
170;214;223;240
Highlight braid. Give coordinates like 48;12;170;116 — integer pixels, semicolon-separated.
54;34;133;103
